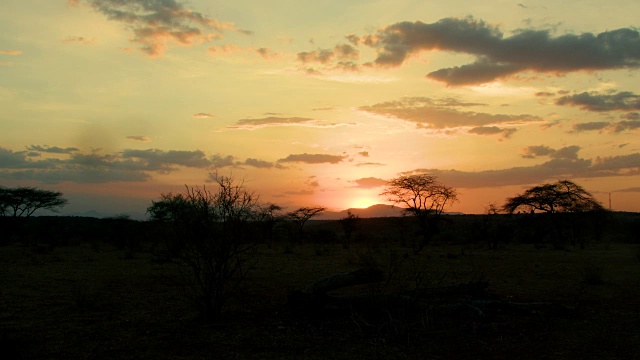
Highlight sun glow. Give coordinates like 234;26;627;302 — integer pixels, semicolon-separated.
349;196;380;209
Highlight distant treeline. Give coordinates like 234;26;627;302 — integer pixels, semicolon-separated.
2;212;639;249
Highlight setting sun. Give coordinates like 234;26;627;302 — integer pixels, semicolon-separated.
349;196;381;210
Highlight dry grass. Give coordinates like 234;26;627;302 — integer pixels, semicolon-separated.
1;241;639;359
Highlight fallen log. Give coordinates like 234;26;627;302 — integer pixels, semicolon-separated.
288;269;575;327
287;268;488;312
469;299;577;317
402;280;490;299
302;268;384;296
287;268;384;308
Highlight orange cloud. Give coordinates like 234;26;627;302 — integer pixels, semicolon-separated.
75;0;239;57
0;50;22;55
63;36;95;45
277;153;347;164
208;44;243;55
126;136;151;142
192;113;215;119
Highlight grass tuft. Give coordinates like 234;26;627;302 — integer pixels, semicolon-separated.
71;282;100;310
581;261;605;285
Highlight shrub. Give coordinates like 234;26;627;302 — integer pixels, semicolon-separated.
147;174;261;321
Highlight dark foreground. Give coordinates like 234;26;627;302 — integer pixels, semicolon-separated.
1;240;639;359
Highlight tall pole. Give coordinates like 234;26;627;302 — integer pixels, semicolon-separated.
609;192;612;210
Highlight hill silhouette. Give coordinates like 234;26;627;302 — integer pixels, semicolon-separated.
317;204;404;220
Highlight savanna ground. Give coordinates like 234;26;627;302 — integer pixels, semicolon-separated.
1;215;640;359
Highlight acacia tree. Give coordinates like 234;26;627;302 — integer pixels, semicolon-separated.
0;186;68;217
502;180;604;214
502;180;606;247
286;206;325;243
479;203;504;250
255;203;284;242
147;174;260;321
381;174;458;253
339;210;360;248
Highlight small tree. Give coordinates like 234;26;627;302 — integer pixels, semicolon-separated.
381;174;458;253
339;210;360;248
255;203;284;242
286;206;325;243
0;186;68;217
502;180;606;247
147;174;260;321
480;203;502;249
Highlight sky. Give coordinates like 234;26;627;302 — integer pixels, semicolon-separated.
1;0;640;218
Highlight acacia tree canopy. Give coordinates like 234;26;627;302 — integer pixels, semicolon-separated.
381;174;458;218
339;210;360;243
0;186;68;217
502;180;605;214
381;173;458;252
286;206;326;242
287;206;325;222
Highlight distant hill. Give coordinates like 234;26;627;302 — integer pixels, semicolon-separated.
60;209;148;221
57;204;464;221
317;204;405;220
316;204;465;220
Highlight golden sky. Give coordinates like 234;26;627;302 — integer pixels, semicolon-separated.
1;0;639;217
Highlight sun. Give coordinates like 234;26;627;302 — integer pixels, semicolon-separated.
349;196;380;209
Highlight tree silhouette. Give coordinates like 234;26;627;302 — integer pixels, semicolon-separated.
147;174;260;321
255;203;284;242
0;186;68;217
502;180;604;214
286;206;325;243
339;210;360;248
502;180;606;247
381;174;458;253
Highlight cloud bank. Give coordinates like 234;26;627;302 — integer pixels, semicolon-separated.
521;145;580;159
353;177;388;188
556;91;640;112
304;18;640;85
277;153;347;164
407;146;639;188
2;143;638;197
366;17;640;85
359;96;539;130
74;0;239;56
225;116;348;130
0;146;284;184
468;126;517;140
